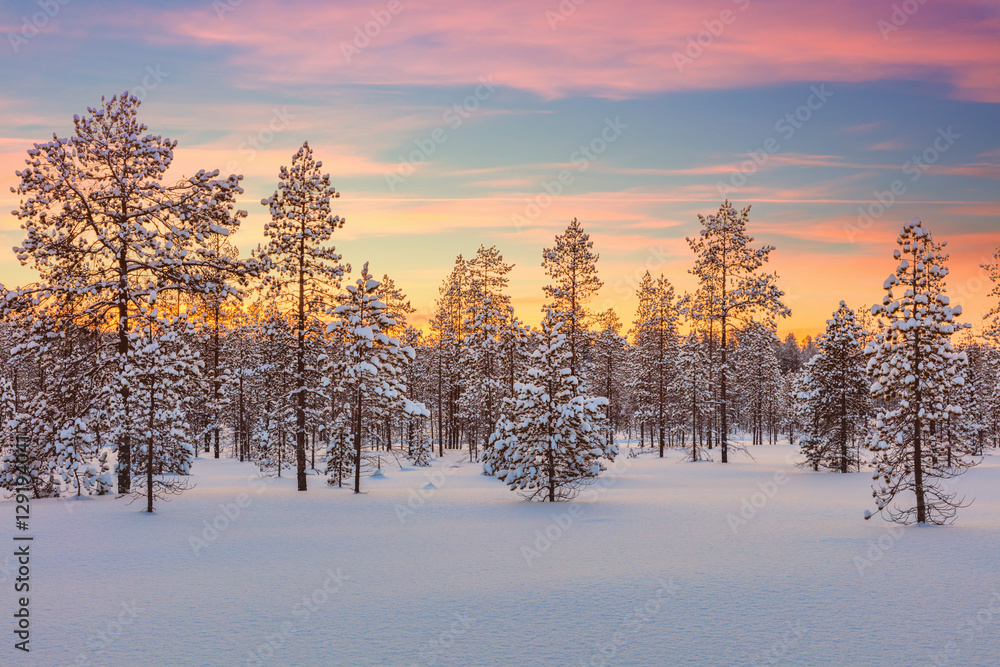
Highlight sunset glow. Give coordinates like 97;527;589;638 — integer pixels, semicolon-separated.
2;0;998;336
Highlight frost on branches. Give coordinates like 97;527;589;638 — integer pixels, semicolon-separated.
329;262;426;493
117;319;201;512
0;300;110;498
865;218;975;525
484;314;617;502
10;93;253;495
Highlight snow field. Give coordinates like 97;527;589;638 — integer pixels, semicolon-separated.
5;443;1000;666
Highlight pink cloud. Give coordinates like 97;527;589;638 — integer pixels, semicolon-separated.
79;0;1000;102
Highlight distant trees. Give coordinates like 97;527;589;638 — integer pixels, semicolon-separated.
734;322;782;447
686;201;789;462
3;95;999;522
631;272;679;457
797;302;870;472
865;219;974;524
591;309;628;447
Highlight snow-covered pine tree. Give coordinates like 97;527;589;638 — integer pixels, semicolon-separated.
460;245;515;460
673;332;711;462
374;272;415;451
734;321;782;446
330;262;423;493
0;297;111;498
591;309;628;448
121;316;201;512
542;218;602;381
795;302;870;472
324;412;356;488
631;272;680;457
245;302;295;475
260;141;347;491
10;93;253;494
865;218;974;524
686;201;790;462
484;313;616;501
429;255;469;454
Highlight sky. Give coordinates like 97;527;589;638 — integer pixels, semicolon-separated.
1;0;998;338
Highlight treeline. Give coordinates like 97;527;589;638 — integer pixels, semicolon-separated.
1;94;998;524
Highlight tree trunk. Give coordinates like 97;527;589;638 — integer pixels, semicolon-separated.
353;388;363;494
147;379;155;513
720;309;729;464
117;247;131;494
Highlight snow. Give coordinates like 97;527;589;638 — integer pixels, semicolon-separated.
7;442;1000;666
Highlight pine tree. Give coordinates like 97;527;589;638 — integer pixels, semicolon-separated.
673;332;711;461
542;218;602;380
331;263;421;493
796;302;870;472
10;93;252;494
686;201;789;462
260;141;347;491
591;309;628;447
429;255;469;454
484;314;616;501
865;218;974;524
460;245;515;459
734;322;782;446
777;333;803;375
122;318;200;512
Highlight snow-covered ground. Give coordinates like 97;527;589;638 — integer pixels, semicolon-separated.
6;442;1000;666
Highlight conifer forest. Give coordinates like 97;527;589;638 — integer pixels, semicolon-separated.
2;1;999;665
